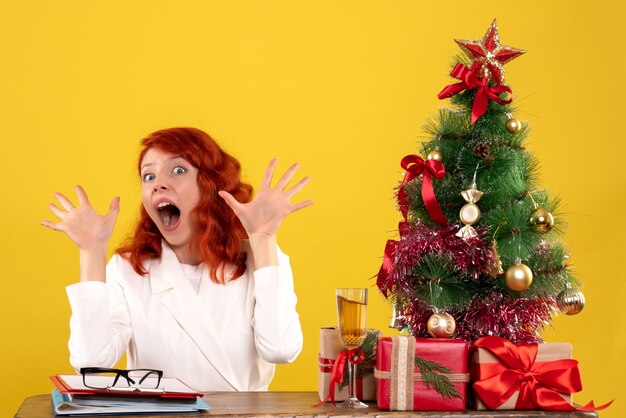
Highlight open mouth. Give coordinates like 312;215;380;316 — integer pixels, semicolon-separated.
156;201;181;228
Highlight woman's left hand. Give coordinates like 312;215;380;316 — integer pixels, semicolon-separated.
218;158;313;237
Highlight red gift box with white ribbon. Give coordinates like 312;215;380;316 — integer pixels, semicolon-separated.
375;336;469;411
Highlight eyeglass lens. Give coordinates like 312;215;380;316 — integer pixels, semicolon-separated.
82;369;162;389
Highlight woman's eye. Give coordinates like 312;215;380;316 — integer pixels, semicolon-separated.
173;166;186;175
142;173;156;182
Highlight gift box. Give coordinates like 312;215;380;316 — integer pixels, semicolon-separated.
317;327;377;402
470;336;578;410
375;336;469;411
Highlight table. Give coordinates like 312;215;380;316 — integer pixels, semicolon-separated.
15;391;599;417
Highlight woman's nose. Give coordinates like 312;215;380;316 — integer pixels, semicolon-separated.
153;182;169;192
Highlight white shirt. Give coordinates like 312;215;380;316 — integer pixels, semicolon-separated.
180;263;203;293
66;241;303;391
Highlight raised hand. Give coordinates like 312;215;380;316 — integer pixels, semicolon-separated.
218;159;313;238
41;185;120;251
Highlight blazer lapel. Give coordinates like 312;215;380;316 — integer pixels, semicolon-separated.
149;242;240;390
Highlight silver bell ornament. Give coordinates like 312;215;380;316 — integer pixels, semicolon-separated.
389;301;406;330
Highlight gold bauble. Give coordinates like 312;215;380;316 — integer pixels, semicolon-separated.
557;288;585;315
427;149;443;162
427;312;456;338
530;207;555;233
459;203;481;226
505;263;533;291
506;117;522;133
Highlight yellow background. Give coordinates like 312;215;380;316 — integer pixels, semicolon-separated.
1;1;624;416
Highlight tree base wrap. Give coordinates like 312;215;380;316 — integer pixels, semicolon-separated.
318;327;376;402
471;337;574;410
375;336;469;411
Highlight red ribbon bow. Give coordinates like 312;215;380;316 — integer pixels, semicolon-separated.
471;336;612;412
376;239;397;297
378;154;447;297
398;154;448;226
376;222;409;297
438;63;513;124
315;348;365;406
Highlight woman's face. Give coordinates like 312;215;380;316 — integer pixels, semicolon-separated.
140;148;201;257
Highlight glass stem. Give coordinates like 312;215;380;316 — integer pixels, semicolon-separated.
348;358;356;399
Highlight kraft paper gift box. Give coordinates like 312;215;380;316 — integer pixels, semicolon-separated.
375;336;469;411
470;336;577;410
317;327;377;402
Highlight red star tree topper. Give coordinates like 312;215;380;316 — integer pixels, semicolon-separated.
455;19;525;84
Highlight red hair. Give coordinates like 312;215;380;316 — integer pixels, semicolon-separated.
116;127;253;283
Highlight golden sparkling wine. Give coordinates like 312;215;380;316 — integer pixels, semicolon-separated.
337;295;367;348
335;288;368;408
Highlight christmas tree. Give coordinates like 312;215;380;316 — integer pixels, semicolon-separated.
377;20;585;344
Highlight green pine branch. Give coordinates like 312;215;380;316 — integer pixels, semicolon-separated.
414;355;462;400
411;254;474;309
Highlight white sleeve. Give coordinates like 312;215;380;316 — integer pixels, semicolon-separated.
251;249;303;364
66;256;132;370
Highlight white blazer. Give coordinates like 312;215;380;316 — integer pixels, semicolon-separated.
66;241;303;391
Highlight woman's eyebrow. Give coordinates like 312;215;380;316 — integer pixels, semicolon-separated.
141;155;185;170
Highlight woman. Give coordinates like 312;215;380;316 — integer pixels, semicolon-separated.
41;127;313;391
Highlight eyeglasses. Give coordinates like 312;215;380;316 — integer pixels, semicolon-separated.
80;367;164;393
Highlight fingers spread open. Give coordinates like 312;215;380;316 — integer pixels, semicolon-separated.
53;193;75;211
275;162;301;191
289;199;315;214
261;158;279;190
218;191;243;214
106;196;121;222
40;220;63;231
285;176;311;199
109;196;120;211
75;185;91;206
48;203;68;219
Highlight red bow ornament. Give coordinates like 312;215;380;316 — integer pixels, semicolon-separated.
376;239;397;297
397;154;448;226
379;155;447;297
376;222;410;297
471;336;612;412
438;63;513;124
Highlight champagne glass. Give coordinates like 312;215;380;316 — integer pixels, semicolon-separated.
335;288;368;408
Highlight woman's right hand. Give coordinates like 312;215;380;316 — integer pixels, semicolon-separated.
41;185;120;251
